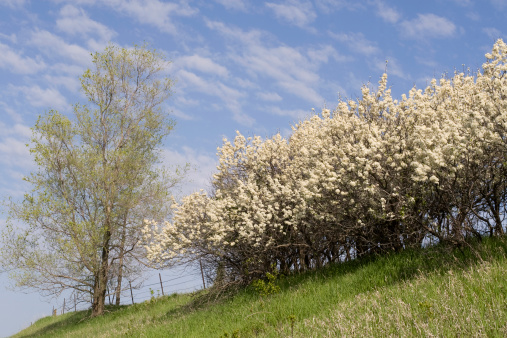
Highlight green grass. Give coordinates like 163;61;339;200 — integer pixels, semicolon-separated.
14;236;507;337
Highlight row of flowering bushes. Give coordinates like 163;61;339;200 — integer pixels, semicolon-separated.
143;40;507;286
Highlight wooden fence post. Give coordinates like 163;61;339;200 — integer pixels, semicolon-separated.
159;273;165;296
129;281;134;304
200;259;206;289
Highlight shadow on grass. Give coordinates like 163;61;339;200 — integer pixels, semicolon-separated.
275;235;507;293
163;235;507;324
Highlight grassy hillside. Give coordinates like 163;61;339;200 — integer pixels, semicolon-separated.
14;236;507;337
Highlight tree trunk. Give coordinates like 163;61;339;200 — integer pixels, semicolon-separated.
92;227;111;317
115;214;128;306
115;252;124;306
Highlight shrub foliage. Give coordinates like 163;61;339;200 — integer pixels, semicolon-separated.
143;39;507;286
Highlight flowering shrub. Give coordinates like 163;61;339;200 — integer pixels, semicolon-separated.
144;39;507;285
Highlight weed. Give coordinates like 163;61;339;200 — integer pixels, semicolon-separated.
252;266;281;297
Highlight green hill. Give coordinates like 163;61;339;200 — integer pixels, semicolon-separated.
14;236;507;337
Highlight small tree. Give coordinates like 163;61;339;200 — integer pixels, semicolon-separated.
1;44;184;316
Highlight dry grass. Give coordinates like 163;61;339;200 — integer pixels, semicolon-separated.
297;260;507;337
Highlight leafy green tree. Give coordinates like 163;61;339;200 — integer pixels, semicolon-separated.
1;44;185;316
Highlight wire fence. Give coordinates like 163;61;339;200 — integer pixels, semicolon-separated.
51;270;205;316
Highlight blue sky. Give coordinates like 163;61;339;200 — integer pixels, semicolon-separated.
0;0;505;335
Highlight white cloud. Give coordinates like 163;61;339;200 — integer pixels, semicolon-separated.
174;95;200;107
240;45;323;103
330;32;380;56
265;0;316;28
29;30;92;66
414;55;439;68
0;0;26;8
483;27;502;40
0;137;30;163
169;108;194;121
175;55;229;77
371;0;400;23
160;146;218;196
213;0;248;11
314;0;362;12
257;92;283;102
0;123;32;168
43;75;81;93
10;85;68;110
234;77;256;89
206;20;264;44
52;0;198;35
9;123;31;138
267;106;311;120
49;62;86;77
307;45;350;64
372;57;407;79
400;14;456;39
176;69;253;126
51;0;98;4
491;0;507;9
0;32;17;43
207;21;328;105
0;102;23;123
105;0;198;35
450;0;473;6
0;42;46;74
466;11;481;21
56;4;117;42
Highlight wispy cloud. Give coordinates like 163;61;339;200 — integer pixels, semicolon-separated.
490;0;507;10
56;4;117;42
400;14;457;40
169;108;194;121
307;45;350;64
0;42;46;74
0;0;27;8
206;20;334;105
42;74;82;93
29;30;92;66
257;92;283;102
450;0;473;6
160;146;218;196
176;69;253;126
213;0;249;11
330;32;380;56
483;27;502;40
370;0;401;23
265;0;316;29
330;31;407;79
267;106;311;120
53;0;198;35
175;55;229;77
105;0;198;35
0;102;23;123
314;0;363;12
9;85;68;110
372;57;407;79
0;32;17;43
0;123;33;168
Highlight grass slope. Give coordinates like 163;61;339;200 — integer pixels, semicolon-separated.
14;237;507;337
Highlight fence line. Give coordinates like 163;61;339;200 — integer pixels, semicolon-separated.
52;270;204;316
